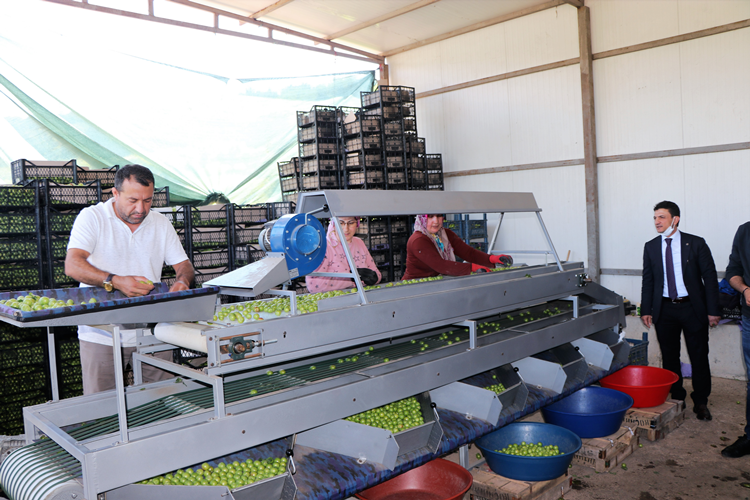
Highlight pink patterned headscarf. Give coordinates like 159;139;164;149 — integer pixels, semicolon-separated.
414;214;455;261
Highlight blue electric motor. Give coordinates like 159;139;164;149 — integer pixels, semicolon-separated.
267;213;327;278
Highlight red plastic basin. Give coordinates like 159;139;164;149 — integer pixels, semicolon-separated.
355;459;473;500
599;366;679;408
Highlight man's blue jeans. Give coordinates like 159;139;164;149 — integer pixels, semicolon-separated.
741;316;750;436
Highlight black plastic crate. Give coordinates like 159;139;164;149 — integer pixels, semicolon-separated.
469;241;487;253
233;226;262;245
301;157;338;174
76;165;118;188
297;106;337;126
384;137;405;152
49;259;78;289
0;262;44;291
11;159;77;185
298;123;336;142
193;267;229;287
402;117;417;132
467;219;487;240
267;201;296;220
0;324;45;345
343;118;380;136
390;234;408;249
278;158;300;178
45;206;82;233
0;211;39;235
371;250;389;265
280;176;299;192
426;154;443;171
301;171;340;190
0;236;41;262
234;245;266;267
152;186;170;208
300;142;338;157
344;134;382;152
233;204;268;224
369;233;389;250
283;191;299;203
361;88;400;107
369;217;388;235
0;392;49;435
0;184;39;209
191;249;230;269
345;152;383;169
398;87;416;102
406;137;426;155
191;227;230;249
155;206;188;228
1;363;48;398
189;205;230;228
389;216;409;234
626;332;649;366
443;219;466;239
364;106;401;120
383;121;403;135
401;104;416;117
0;342;46;370
43;179;101;206
347;169;384;187
387;170;406;186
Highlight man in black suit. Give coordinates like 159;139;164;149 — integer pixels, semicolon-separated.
641;201;720;421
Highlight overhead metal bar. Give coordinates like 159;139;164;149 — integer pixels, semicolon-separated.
381;0;570;57
249;0;297;19
325;0;442;41
42;0;384;64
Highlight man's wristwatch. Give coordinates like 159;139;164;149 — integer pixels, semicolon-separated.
103;274;116;292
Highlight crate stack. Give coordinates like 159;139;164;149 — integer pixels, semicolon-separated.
297;106;340;193
338;106;385;189
55;326;83;399
360;86;418;190
186;205;232;287
155;206;190;285
0;323;50;435
231;203;268;268
353;215;412;282
426;154;445;190
277;158;300;203
0;183;45;292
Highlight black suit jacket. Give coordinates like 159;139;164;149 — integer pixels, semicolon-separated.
641;231;720;325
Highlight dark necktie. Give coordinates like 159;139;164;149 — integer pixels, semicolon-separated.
665;238;678;300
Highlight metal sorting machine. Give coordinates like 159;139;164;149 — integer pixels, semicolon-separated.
0;190;629;500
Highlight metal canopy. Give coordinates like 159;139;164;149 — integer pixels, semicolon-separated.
297;190;540;218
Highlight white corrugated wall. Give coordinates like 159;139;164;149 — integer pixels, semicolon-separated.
387;0;750;305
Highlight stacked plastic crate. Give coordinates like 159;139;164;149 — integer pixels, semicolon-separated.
338;106;385;189
278;158;300;203
0;182;45;292
361;86;419;190
388;216;411;281
98;165;170;208
154;206;190;285
406;136;428;189
55;326;83;399
231;203;268;269
426;154;445;190
0;323;49;435
298;106;340;193
187;205;232;287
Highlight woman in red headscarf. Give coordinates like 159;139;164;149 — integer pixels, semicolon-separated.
402;214;512;280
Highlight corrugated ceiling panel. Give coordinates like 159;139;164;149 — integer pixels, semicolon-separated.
588;0;679;54
593;44;684;157
597;156;685;270
677;0;750;34
503;4;579;72
336;0;545;54
684;149;750;268
446;165;587;269
507;64;584;165
438;81;512;173
680;28;750;148
388;42;444;92
437;24;507;88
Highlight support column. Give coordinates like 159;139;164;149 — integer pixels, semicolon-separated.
578;6;600;282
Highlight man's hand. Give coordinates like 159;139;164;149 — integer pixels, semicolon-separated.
708;315;721;328
169;280;190;293
641;314;653;329
114;275;154;297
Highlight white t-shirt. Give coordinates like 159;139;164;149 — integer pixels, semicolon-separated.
67;199;188;346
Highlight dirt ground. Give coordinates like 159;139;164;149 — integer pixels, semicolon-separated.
560;377;750;500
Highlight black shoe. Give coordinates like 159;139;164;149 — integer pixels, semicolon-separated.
722;435;750;458
693;404;712;421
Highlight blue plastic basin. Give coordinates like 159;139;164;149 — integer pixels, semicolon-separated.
541;387;634;438
475;422;582;481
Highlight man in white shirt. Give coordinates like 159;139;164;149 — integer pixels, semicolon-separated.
65;164;194;394
640;201;720;421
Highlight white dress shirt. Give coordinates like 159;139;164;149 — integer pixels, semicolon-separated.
661;229;689;298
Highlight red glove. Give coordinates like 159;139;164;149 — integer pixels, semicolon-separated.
471;263;491;273
489;254;513;267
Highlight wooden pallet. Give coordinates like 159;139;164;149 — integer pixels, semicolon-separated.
622;399;686;441
467;463;571;500
571;426;639;472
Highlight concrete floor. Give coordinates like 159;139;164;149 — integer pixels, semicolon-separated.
560;377;750;500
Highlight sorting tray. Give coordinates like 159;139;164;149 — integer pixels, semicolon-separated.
0;283;220;326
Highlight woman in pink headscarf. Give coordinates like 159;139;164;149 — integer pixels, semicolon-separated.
403;214;512;280
305;217;382;293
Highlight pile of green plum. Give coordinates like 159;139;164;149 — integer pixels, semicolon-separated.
213;289;358;323
483;375;507;394
0;293;97;311
345;397;424;433
496;441;562;457
137;457;287;489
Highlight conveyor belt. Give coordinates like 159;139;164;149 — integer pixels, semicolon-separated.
1;301;574;500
